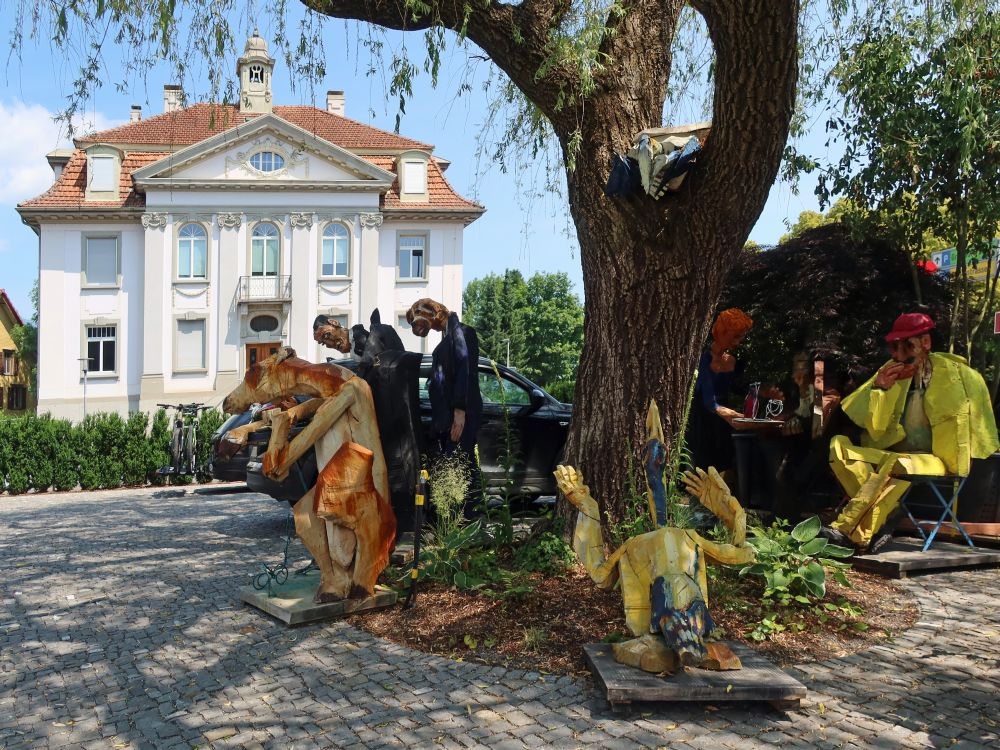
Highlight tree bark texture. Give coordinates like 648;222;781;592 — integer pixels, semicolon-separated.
303;0;800;523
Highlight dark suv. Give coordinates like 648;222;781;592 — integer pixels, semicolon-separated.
212;357;572;504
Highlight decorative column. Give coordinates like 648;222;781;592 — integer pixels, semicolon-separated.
288;212;314;353
358;212;383;322
138;212;168;413
215;212;242;390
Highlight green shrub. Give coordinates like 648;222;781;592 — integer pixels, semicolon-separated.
47;417;78;491
147;408;172;485
26;414;55;491
196;408;225;483
513;519;576;575
741;516;854;606
74;416;102;491
122;411;150;486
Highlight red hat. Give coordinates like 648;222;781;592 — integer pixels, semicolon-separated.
885;313;935;342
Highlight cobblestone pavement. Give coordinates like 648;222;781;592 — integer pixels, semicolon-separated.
2;486;999;750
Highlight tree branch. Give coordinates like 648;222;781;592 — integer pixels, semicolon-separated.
301;0;579;121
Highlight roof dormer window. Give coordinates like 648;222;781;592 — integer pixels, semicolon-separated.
90;156;115;192
84;145;122;201
249;151;285;173
398;152;430;202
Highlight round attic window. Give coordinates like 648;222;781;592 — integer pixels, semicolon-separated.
249;151;285;172
250;315;279;333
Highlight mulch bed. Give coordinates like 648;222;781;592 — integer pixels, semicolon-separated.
349;564;918;677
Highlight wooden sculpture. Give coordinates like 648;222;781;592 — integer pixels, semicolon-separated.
221;347;396;603
554;402;753;673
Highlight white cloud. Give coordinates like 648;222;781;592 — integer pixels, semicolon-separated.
0;100;120;204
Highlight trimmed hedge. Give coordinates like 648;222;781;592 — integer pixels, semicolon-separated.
0;408;227;495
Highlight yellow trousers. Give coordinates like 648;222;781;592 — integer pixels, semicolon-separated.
828;435;947;546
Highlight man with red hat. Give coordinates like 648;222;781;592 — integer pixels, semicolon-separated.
822;312;999;552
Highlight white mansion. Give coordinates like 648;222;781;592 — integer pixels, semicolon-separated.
18;35;483;420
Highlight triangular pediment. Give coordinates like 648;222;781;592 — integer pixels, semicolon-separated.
132;113;394;187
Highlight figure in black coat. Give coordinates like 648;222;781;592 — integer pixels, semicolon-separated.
405;298;482;455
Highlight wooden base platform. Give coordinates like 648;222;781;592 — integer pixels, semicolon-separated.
852;538;1000;579
583;642;806;713
240;570;397;625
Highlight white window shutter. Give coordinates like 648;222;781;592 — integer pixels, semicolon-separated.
177;320;206;370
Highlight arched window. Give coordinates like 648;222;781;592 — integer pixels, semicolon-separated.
249;64;264;84
249;151;285;172
177;223;207;279
321;223;350;277
251;223;279;277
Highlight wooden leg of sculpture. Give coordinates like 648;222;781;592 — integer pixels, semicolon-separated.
291;487;353;602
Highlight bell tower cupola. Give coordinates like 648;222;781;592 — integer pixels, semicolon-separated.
237;30;275;114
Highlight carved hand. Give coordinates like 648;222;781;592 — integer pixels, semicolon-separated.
682;467;746;545
555;464;600;520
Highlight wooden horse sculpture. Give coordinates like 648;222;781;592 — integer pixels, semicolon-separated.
221;347;396;603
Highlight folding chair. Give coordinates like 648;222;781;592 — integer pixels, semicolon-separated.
898;474;974;551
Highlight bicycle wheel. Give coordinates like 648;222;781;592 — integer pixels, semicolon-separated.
170;428;182;473
184;424;197;474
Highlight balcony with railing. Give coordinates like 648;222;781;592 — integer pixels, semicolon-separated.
238;275;292;303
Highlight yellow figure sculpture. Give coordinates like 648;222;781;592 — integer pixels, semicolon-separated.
823;313;999;550
554;402;754;673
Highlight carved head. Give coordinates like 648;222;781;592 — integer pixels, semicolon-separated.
224;346;299;413
313;314;352;354
711;308;753;350
405;298;450;337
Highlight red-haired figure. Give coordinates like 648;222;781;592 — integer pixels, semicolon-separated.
686;308;754;472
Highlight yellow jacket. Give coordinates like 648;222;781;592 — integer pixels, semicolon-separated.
842;352;999;476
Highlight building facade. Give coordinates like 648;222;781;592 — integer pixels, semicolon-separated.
18;35;483;420
0;289;35;414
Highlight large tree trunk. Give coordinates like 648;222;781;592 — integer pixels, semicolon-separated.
306;0;800;524
562;1;800;523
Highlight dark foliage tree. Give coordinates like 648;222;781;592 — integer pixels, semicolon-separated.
719;224;953;390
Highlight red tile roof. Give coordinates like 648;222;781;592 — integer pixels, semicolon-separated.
77;103;432;151
19;104;481;214
19;151;168;209
364;156;483;212
0;289;24;326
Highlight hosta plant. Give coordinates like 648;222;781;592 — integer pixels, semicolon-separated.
741;516;854;607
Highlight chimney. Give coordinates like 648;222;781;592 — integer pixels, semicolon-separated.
45;149;73;182
163;85;183;113
326;90;345;116
130;105;142;122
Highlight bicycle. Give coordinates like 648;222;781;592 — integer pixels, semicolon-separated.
157;403;211;475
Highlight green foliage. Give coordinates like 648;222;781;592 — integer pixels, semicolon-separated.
148;409;173;485
463;270;584;392
196;408;225;482
0;409;220;495
513;520;576;575
720;224;953;388
604;441;655;550
122;411;151;486
740;517;853;607
8;281;39;394
428;451;473;540
818;2;1000;357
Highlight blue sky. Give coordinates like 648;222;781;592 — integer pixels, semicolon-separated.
0;13;831;320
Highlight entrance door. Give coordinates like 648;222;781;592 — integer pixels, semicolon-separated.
246;342;281;371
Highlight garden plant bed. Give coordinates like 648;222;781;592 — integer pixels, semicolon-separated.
351;564;918;677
